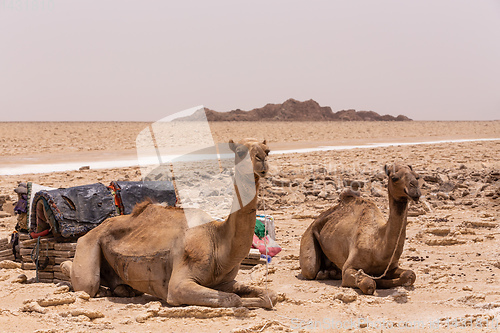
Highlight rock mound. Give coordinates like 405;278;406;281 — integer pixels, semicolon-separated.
181;99;412;121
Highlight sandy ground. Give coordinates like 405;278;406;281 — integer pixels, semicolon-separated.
0;121;499;332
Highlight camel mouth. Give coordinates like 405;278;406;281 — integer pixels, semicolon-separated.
404;188;420;202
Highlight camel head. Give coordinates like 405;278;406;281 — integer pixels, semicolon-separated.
384;163;421;202
229;138;270;179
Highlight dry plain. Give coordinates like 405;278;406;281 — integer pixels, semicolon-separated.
0;121;499;332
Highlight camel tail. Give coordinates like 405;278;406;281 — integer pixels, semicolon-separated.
131;199;155;217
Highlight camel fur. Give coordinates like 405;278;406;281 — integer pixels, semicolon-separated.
61;138;277;308
299;163;421;295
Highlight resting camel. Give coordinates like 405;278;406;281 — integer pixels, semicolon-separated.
61;138;277;308
299;163;421;295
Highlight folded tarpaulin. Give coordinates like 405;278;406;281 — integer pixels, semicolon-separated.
109;181;176;215
31;183;116;239
30;181;177;239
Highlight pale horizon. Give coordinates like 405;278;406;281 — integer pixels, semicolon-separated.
1;0;499;122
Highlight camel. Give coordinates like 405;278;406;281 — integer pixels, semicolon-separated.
61;138;277;308
299;163;421;295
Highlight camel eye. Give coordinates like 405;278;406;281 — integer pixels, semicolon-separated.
391;176;400;182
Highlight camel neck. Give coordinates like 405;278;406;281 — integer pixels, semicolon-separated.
384;193;409;256
223;174;260;260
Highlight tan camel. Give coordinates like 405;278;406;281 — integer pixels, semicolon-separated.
61;138;277;308
299;163;421;295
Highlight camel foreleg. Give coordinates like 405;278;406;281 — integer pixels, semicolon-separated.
167;277;243;308
218;281;277;309
341;267;376;295
376;267;416;289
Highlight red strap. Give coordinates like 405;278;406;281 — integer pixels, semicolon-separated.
30;229;50;239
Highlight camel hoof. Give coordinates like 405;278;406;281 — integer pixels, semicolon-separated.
96;286;113;298
113;284;137;297
400;270;416;286
262;290;278;309
358;277;376;295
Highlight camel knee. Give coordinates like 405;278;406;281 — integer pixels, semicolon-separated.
400;270;416;286
300;265;319;280
60;261;72;277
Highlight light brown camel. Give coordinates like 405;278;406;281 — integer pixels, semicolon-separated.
61;138;277;308
299;163;421;295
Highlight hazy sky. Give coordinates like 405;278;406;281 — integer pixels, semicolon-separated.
1;0;499;121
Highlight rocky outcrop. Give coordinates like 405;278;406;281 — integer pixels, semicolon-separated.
180;99;412;121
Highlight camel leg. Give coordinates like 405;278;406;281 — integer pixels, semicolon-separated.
218;281;277;309
341;267;376;295
70;235;102;297
299;226;322;280
376;267;416;289
167;276;243;308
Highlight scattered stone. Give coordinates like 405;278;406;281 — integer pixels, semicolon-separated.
271;178;292;187
0;260;22;269
425;237;466;246
20;301;47;314
457;293;486;305
37;294;76;307
439;182;455;193
75;291;91;301
462;285;473;291
332;288;358;303
463;221;497;229
79;166;90;171
135;312;154;323
426;228;451;236
53;285;70;294
424;175;440;183
61;308;104;320
12;274;27;284
157;306;251;319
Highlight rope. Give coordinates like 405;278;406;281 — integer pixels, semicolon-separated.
31;237;40;283
356;206;408;281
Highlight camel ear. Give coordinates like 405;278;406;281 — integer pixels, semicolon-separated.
384;164;392;176
262;139;267;145
229;139;236;152
408;165;413;171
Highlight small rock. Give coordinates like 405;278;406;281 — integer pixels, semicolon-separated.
20;301;47;314
75;291;90;301
135;312;154;323
462;285;473;291
333;288;358;303
12;274;27;284
79;166;90;171
0;260;22;269
65;308;104;320
37;294;76;307
54;285;70;294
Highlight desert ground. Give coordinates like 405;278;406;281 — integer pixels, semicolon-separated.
0;121;499;332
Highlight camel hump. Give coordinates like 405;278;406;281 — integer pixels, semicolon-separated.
339;189;360;203
131;199;155;217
